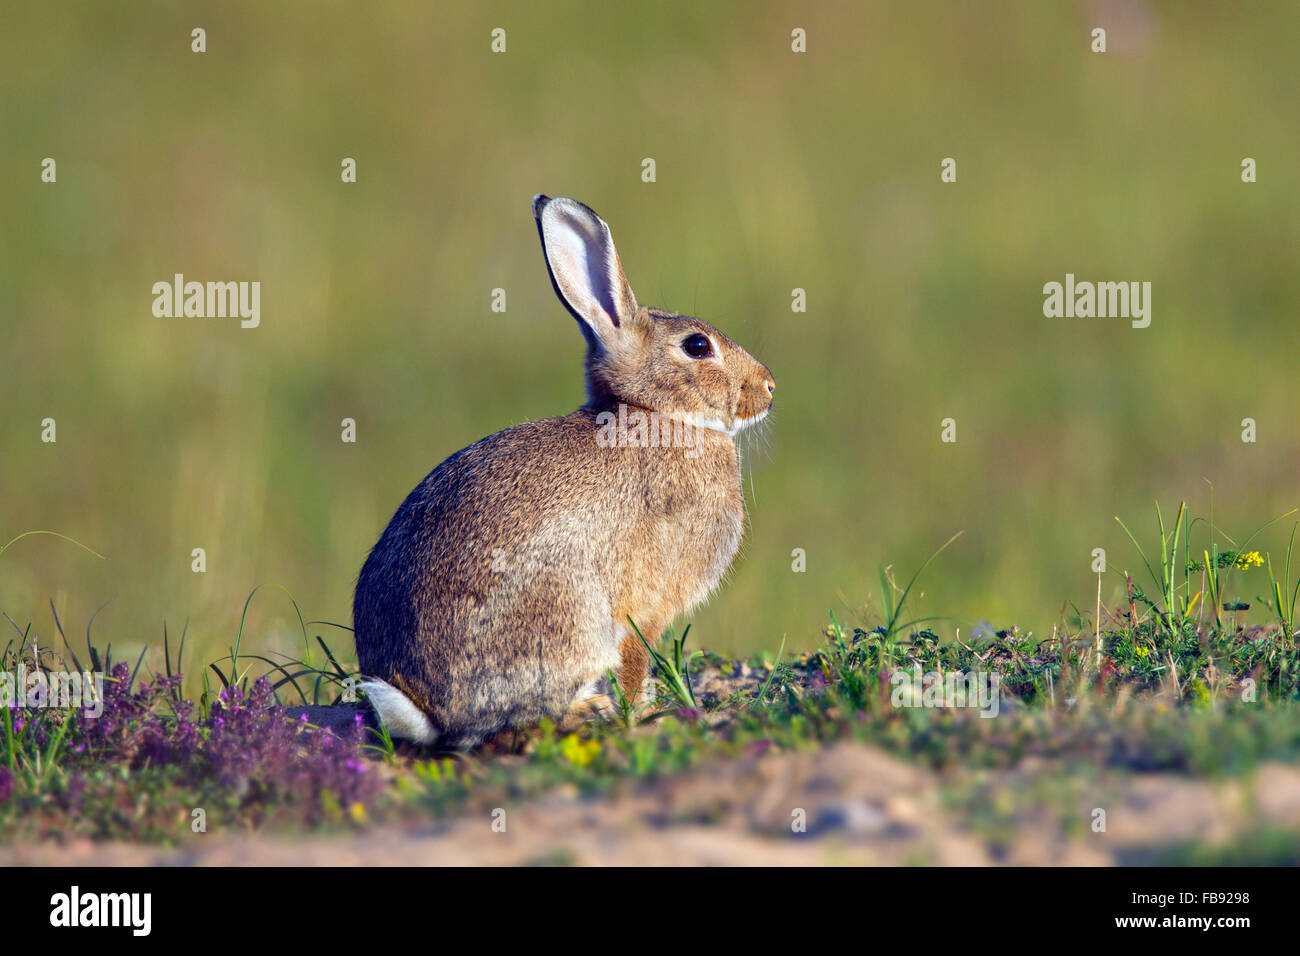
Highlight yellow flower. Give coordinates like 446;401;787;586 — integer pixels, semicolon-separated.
348;801;368;824
559;733;601;767
1235;551;1264;570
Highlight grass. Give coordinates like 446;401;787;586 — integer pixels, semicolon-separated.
631;617;699;710
2;506;1300;860
5;2;1299;661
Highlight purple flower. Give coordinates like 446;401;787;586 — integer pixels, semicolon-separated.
200;678;382;816
3;662;381;823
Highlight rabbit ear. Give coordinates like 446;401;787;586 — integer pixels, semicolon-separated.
533;195;638;347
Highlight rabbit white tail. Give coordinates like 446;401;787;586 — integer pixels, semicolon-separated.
361;678;439;745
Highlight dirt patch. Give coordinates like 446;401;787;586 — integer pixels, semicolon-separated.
5;744;1297;865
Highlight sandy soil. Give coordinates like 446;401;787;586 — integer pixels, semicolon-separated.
5;743;1298;865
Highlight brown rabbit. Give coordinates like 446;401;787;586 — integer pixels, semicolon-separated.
353;196;774;746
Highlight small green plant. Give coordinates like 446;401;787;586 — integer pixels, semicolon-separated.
1;677;74;791
813;533;964;709
606;669;636;726
1262;523;1300;645
1115;500;1192;635
631;617;698;709
200;584;360;719
1117;499;1296;638
876;531;964;644
749;635;788;708
2;616;126;790
363;701;397;757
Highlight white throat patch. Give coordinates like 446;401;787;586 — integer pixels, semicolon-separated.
688;408;769;438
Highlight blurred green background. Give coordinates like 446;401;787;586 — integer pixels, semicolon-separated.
2;1;1298;676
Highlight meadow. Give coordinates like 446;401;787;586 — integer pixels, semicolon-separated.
3;2;1297;675
1;2;1298;862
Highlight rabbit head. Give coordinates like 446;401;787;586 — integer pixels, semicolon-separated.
533;195;774;435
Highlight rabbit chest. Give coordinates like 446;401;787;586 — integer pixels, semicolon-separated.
625;436;746;617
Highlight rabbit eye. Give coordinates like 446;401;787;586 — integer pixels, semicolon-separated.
681;334;713;359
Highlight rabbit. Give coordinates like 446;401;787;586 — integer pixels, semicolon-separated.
353;195;774;747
